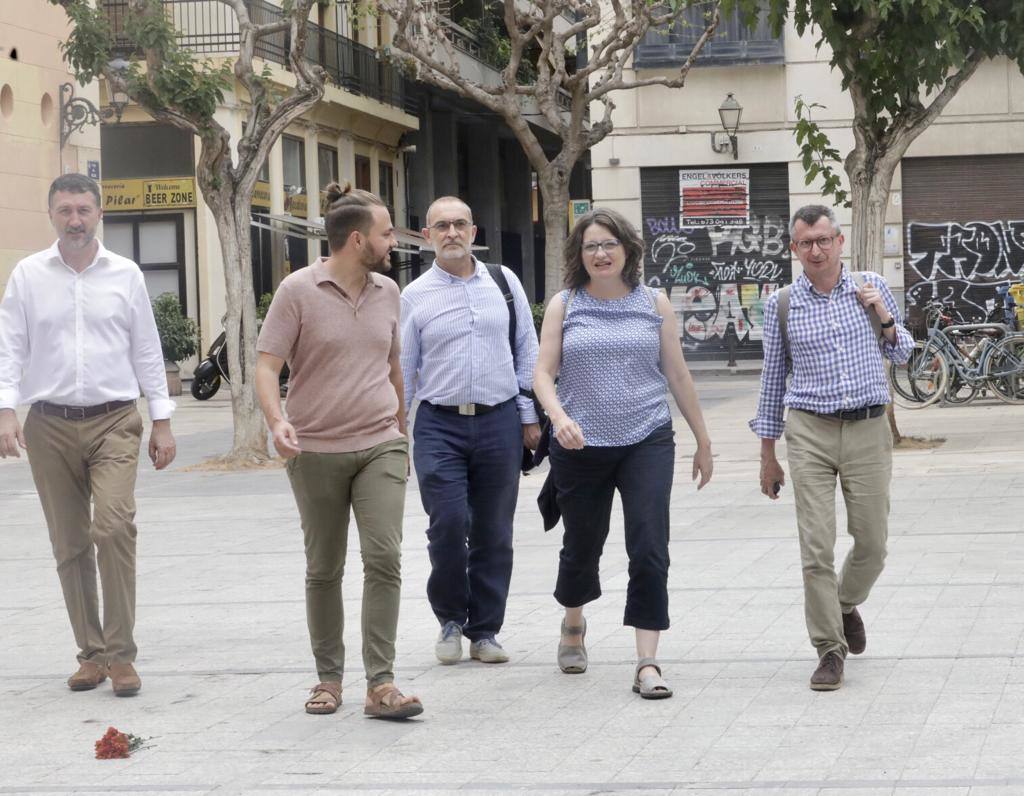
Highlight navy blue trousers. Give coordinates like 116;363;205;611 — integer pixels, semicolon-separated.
413;400;521;641
550;422;675;630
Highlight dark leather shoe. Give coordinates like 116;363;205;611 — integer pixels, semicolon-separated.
67;661;107;691
810;651;844;691
108;662;142;697
843;607;866;655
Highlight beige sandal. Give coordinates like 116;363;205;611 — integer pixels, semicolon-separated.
632;658;672;699
364;683;423;720
558;617;587;674
305;681;342;715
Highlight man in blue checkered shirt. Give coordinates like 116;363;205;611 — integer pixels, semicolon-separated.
750;204;913;692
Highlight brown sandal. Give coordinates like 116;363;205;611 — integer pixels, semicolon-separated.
305;681;342;715
364;683;423;721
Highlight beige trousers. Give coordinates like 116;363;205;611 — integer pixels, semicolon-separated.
785;409;892;659
285;437;408;688
23;405;143;665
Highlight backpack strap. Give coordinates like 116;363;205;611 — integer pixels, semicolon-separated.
852;271;883;342
776;284;792;374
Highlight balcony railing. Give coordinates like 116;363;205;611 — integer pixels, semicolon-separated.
635;2;784;68
103;0;417;115
439;17;574;113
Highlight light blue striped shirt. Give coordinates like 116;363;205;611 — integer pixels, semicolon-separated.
400;259;539;423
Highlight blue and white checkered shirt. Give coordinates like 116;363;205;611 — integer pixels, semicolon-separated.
749;269;914;439
400;258;539;423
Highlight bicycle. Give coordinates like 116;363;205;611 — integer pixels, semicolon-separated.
890;300;1020;408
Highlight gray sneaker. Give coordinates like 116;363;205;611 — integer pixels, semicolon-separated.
435;621;463;665
469;637;510;664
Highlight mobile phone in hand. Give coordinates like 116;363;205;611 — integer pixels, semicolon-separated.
772;481;781;496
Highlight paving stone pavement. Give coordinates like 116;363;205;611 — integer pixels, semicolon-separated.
1;374;1023;796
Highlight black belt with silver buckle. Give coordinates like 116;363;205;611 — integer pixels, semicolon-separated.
429;398;513;417
803;404;886;422
32;399;136;421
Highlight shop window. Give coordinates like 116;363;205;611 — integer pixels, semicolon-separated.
103;215;187;307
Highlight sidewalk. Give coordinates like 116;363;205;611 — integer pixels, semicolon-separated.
1;376;1023;795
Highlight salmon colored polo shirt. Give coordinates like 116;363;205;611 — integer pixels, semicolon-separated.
257;258;404;453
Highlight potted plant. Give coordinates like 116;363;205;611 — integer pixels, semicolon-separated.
152;293;198;397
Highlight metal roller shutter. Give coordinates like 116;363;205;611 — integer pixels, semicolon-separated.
902;154;1024;327
640;163;791;360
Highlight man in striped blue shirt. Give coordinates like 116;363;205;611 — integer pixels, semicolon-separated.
401;196;540;665
750;204;913;692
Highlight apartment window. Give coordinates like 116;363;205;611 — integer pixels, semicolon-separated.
318;145;339;189
355;155;372;191
282;135;306;197
635;2;783;68
379;161;394;218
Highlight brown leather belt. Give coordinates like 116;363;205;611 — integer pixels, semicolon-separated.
32;399;135;421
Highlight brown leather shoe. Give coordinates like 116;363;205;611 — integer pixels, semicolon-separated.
67;661;107;691
810;651;844;691
108;662;142;697
842;607;866;655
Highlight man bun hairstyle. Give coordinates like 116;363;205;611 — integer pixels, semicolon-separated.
323;180;385;252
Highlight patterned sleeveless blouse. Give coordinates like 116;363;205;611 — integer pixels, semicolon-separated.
556;284;671;447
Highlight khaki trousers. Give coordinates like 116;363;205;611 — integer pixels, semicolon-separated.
285;437;408;687
23;405;143;665
785;410;892;659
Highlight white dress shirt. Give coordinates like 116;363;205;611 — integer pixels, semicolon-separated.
0;240;175;420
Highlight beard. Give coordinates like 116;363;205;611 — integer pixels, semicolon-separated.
61;227;96;250
362;248;392;274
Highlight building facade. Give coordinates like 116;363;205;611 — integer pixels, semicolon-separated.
97;0;418;368
592;5;1024;360
0;4;101;295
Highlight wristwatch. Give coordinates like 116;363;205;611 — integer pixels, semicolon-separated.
879;317;896;329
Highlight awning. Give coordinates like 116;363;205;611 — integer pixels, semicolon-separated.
251;213;487;254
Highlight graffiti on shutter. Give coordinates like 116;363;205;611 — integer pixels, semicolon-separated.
640;164;791;360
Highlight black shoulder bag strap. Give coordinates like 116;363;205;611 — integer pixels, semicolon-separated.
485;263;540;405
485;263;518;362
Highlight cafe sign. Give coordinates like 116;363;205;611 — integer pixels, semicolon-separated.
102;177;197;211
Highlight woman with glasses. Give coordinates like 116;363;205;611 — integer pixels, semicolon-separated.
533;208;713;698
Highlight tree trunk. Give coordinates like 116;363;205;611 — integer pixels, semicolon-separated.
538;167;571;301
846;147;897;272
208;196;269;463
846;135;904;445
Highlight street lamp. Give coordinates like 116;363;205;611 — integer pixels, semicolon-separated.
58;60;133;146
710;92;742;160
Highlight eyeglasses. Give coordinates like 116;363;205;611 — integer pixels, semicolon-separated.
430;219;472;233
794;235;838;253
581;239;622;255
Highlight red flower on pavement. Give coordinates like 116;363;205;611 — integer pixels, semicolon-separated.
95;726;147;759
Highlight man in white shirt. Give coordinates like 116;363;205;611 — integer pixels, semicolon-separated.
0;174;176;696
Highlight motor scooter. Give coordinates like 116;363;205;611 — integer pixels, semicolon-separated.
191;323;288;400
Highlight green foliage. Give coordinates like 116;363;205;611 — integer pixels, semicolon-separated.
462;1;538;83
531;302;545;336
152;293;199;363
51;0;230;126
257;292;275;322
768;1;1024;125
793;96;849;208
49;0;112;82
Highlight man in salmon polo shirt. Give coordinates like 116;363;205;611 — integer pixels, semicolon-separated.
255;182;422;721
